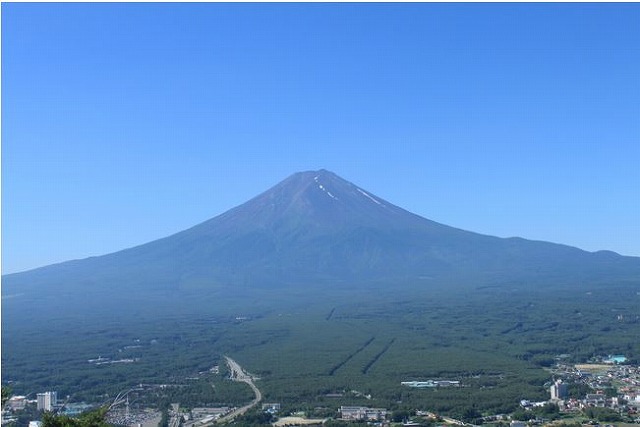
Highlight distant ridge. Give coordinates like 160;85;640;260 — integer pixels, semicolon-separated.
3;169;640;305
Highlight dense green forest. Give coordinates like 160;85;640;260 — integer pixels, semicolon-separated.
3;280;639;418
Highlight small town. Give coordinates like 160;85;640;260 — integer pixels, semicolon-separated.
3;355;640;427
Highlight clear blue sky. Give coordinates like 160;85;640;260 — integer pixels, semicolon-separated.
2;3;639;274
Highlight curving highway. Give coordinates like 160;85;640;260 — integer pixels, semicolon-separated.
202;356;262;425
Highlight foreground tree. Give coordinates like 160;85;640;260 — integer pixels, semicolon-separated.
1;386;11;408
42;407;110;427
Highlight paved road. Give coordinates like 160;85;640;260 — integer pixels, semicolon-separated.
423;412;469;426
169;404;182;427
202;356;262;425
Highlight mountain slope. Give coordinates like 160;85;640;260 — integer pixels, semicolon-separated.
3;169;640;302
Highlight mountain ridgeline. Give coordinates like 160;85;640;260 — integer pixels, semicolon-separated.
3;170;640;305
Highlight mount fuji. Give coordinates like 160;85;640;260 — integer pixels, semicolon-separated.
3;169;640;310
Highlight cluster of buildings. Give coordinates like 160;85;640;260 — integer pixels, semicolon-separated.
179;406;234;426
523;358;640;421
401;380;461;388
87;356;137;366
262;403;281;415
558;391;624;413
2;391;59;426
4;391;58;413
6;356;640;427
339;406;388;421
553;358;640;400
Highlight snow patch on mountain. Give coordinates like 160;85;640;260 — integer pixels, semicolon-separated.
314;176;338;200
357;188;384;206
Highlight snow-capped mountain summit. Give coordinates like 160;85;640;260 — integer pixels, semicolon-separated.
3;170;640;305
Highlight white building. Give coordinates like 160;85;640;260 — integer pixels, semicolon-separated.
7;396;27;410
550;380;567;400
340;406;387;421
36;392;57;412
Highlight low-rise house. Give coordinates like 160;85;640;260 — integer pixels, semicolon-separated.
6;396;27;410
584;394;606;407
